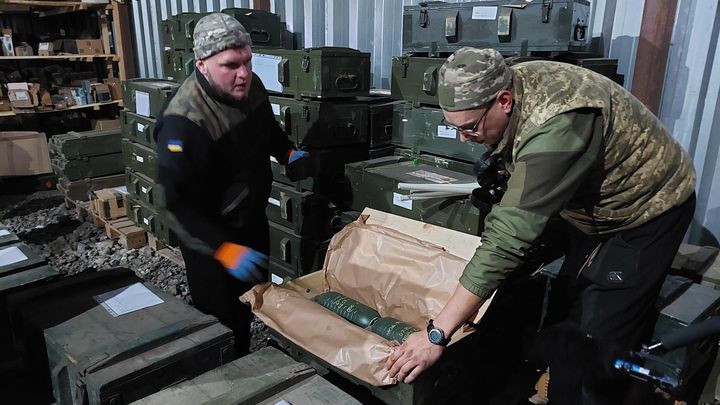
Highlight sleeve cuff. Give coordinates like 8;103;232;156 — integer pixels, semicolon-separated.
459;274;496;299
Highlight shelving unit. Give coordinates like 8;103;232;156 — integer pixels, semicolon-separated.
0;54;119;61
0;100;123;117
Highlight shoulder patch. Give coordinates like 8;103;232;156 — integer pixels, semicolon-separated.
167;139;184;152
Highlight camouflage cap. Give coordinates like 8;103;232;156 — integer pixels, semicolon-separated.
193;13;252;60
438;47;512;112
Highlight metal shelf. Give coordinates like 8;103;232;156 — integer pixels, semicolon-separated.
0;99;122;117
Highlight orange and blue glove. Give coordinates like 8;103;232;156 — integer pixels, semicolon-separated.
286;148;313;181
213;242;268;283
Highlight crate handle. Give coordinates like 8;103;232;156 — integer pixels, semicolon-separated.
278;58;290;86
250;29;271;44
184;58;194;75
185;20;196;39
280;237;291;262
422;66;438;94
280;106;291;131
335;74;359;91
280;194;291;221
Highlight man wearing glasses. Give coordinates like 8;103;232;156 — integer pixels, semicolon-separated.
387;47;696;404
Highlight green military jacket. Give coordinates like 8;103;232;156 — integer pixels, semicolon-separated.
461;61;696;298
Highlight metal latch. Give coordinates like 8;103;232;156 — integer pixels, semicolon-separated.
542;0;553;23
301;106;310;121
280;192;292;221
574;18;588;42
400;55;410;78
301;56;310;72
445;12;459;41
280;238;291;262
419;8;429;27
422;66;438;95
498;7;512;40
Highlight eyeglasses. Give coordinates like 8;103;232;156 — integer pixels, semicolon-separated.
441;104;493;138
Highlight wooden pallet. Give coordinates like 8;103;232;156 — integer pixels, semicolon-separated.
148;234;185;268
64;196;91;219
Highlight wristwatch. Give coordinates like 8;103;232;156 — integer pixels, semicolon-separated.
427;319;449;346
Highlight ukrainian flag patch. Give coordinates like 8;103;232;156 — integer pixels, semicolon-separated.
167;139;184;153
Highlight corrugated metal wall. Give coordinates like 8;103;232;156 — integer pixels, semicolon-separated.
130;0;719;245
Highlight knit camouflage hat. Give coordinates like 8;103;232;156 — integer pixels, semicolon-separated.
193;13;252;60
438;47;512;111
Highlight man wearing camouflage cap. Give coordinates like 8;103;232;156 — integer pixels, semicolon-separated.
387;47;696;404
155;13;312;354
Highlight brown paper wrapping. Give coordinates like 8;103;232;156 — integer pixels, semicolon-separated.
241;209;488;387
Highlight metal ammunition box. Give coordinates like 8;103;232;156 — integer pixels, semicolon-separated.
0;227;20;247
346;156;483;235
45;282;234;405
393;102;487;163
122;139;159;180
161;12;209;50
127;197;178;247
269;222;329;277
394;147;476;175
222;8;284;49
391;56;445;107
51;154;124;182
126;169;164;210
267;181;340;238
162;48;195;83
120;110;157;149
48;129;122;160
57;174;126;202
403;0;591;56
368;145;397;159
122;79;180;119
252;47;371;99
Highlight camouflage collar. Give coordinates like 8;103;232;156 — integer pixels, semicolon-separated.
195;69;251;111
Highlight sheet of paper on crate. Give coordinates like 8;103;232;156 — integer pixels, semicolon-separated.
0;246;27;266
0;229;11;236
95;282;164;317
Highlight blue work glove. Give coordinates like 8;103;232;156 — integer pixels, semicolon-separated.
286;148;314;181
213;242;268;284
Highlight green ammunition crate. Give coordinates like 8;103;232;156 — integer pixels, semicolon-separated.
392;102;487;163
51;154;124;182
122;79;180;119
368;145;397;159
127;197;178;247
367;97;399;148
48;129;122;160
44;282;235;405
126;169;164;209
57;174;126;202
267;181;340;238
403;0;591;56
391;56;444;107
394;148;476;175
162;48;195;83
252;47;370;99
346;156;483;235
0;227;20;247
222;8;284;48
122;139;159;180
0;243;46;278
269;222;329;277
120;110;157;149
161;12;209;50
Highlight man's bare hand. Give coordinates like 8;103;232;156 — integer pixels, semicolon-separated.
385;331;444;383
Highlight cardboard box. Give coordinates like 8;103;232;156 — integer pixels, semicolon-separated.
0;131;52;176
38;42;54;56
91;118;121;131
65;39;103;55
91;187;127;220
90;83;112;103
1;35;14;56
103;78;122;100
14;43;32;56
38;88;53;110
7;82;39;109
56;88;76;107
0;98;11;112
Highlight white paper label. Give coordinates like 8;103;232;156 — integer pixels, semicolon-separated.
141;186;149;194
0;229;10;236
271;103;281;116
392;192;413;210
437;125;457;139
0;246;28;266
270;156;279;164
252;53;283;93
268;197;281;207
135;155;144;163
15;91;29;101
135;91;151;117
137;123;145;132
39;43;49;51
143;218;150;225
95;282;164;317
271;273;283;285
472;6;498;20
407;170;457;184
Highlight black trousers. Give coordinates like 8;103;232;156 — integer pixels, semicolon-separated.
538;194;696;405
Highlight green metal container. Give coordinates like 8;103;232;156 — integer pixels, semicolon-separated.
48;129;122;160
127;196;178;246
402;0;591;56
57;174;125;202
161;12;209;50
122;79;180;119
162;48;195;83
269;221;328;276
267;181;340;238
392;101;487;163
51;154;124;182
345;156;483;235
122;139;159;180
252;47;370;99
394;148;476;175
222;8;284;48
0;227;20;247
0;243;46;278
391;56;445;107
126;169;164;210
313;291;380;329
120;110;157;149
370;317;421;343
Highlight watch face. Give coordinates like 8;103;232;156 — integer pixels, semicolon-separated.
428;329;443;344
